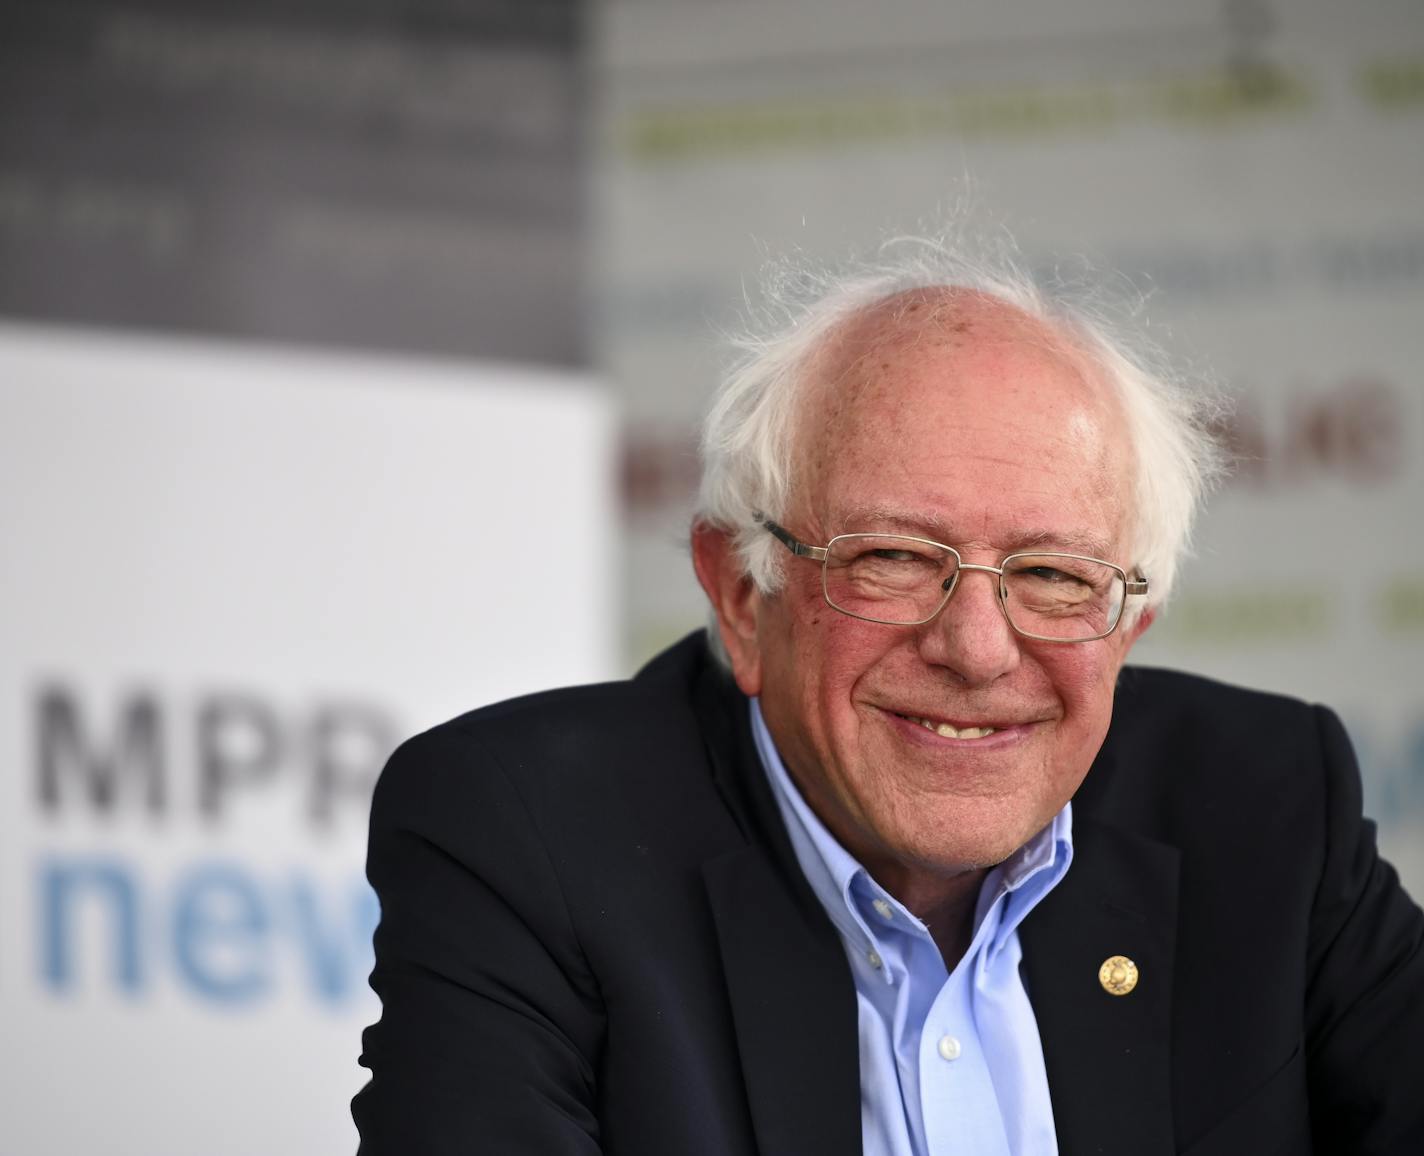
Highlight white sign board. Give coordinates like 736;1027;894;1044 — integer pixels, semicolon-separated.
0;323;617;1155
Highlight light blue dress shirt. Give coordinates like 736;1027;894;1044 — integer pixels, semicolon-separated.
750;698;1073;1156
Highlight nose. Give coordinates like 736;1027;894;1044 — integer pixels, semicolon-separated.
914;563;1021;685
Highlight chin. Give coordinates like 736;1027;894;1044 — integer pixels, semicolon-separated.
886;797;1060;875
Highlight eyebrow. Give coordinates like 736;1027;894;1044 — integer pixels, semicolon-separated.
1013;527;1115;557
835;505;1115;558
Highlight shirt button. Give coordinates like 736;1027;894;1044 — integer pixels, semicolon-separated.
872;898;894;920
866;949;883;970
937;1035;962;1061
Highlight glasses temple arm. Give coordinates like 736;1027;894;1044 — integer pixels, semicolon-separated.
758;516;828;560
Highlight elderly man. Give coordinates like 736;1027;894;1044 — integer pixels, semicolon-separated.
353;243;1424;1155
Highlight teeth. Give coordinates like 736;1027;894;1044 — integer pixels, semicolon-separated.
908;716;997;740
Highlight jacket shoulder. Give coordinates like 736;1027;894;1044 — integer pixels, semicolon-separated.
1113;663;1318;728
432;629;711;759
1081;664;1338;831
370;631;731;836
432;628;704;727
1104;664;1328;772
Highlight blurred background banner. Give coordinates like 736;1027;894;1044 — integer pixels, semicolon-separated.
0;0;584;364
1;0;1422;1152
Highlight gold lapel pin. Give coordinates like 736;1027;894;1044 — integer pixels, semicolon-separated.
1098;954;1139;996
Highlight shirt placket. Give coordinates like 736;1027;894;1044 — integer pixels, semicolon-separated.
916;895;1013;1156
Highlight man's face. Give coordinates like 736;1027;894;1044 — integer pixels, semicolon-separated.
706;296;1151;896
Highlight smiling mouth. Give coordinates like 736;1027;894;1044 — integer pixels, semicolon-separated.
896;712;998;740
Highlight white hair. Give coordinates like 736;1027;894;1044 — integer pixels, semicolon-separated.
695;229;1228;625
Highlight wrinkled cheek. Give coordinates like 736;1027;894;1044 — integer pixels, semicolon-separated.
1049;656;1119;744
787;618;863;707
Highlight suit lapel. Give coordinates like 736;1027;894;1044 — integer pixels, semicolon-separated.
1020;815;1181;1156
703;847;862;1156
691;653;862;1156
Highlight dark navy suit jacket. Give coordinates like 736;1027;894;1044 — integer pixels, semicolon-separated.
353;632;1424;1154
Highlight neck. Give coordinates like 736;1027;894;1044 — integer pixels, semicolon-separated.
872;863;987;971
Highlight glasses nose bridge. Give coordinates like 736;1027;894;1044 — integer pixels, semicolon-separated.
955;561;1006;580
937;559;1009;619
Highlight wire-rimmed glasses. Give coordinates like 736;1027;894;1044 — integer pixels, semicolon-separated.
760;517;1148;642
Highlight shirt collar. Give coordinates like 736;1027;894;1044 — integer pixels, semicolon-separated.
977;796;1073;962
750;696;1073;966
750;697;871;950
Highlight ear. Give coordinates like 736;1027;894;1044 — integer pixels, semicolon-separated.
690;521;764;697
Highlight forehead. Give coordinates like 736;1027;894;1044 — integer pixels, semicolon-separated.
794;290;1134;548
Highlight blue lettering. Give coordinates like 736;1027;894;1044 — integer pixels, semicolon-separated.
172;864;272;1003
287;874;378;1004
39;858;142;994
38;856;376;1008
